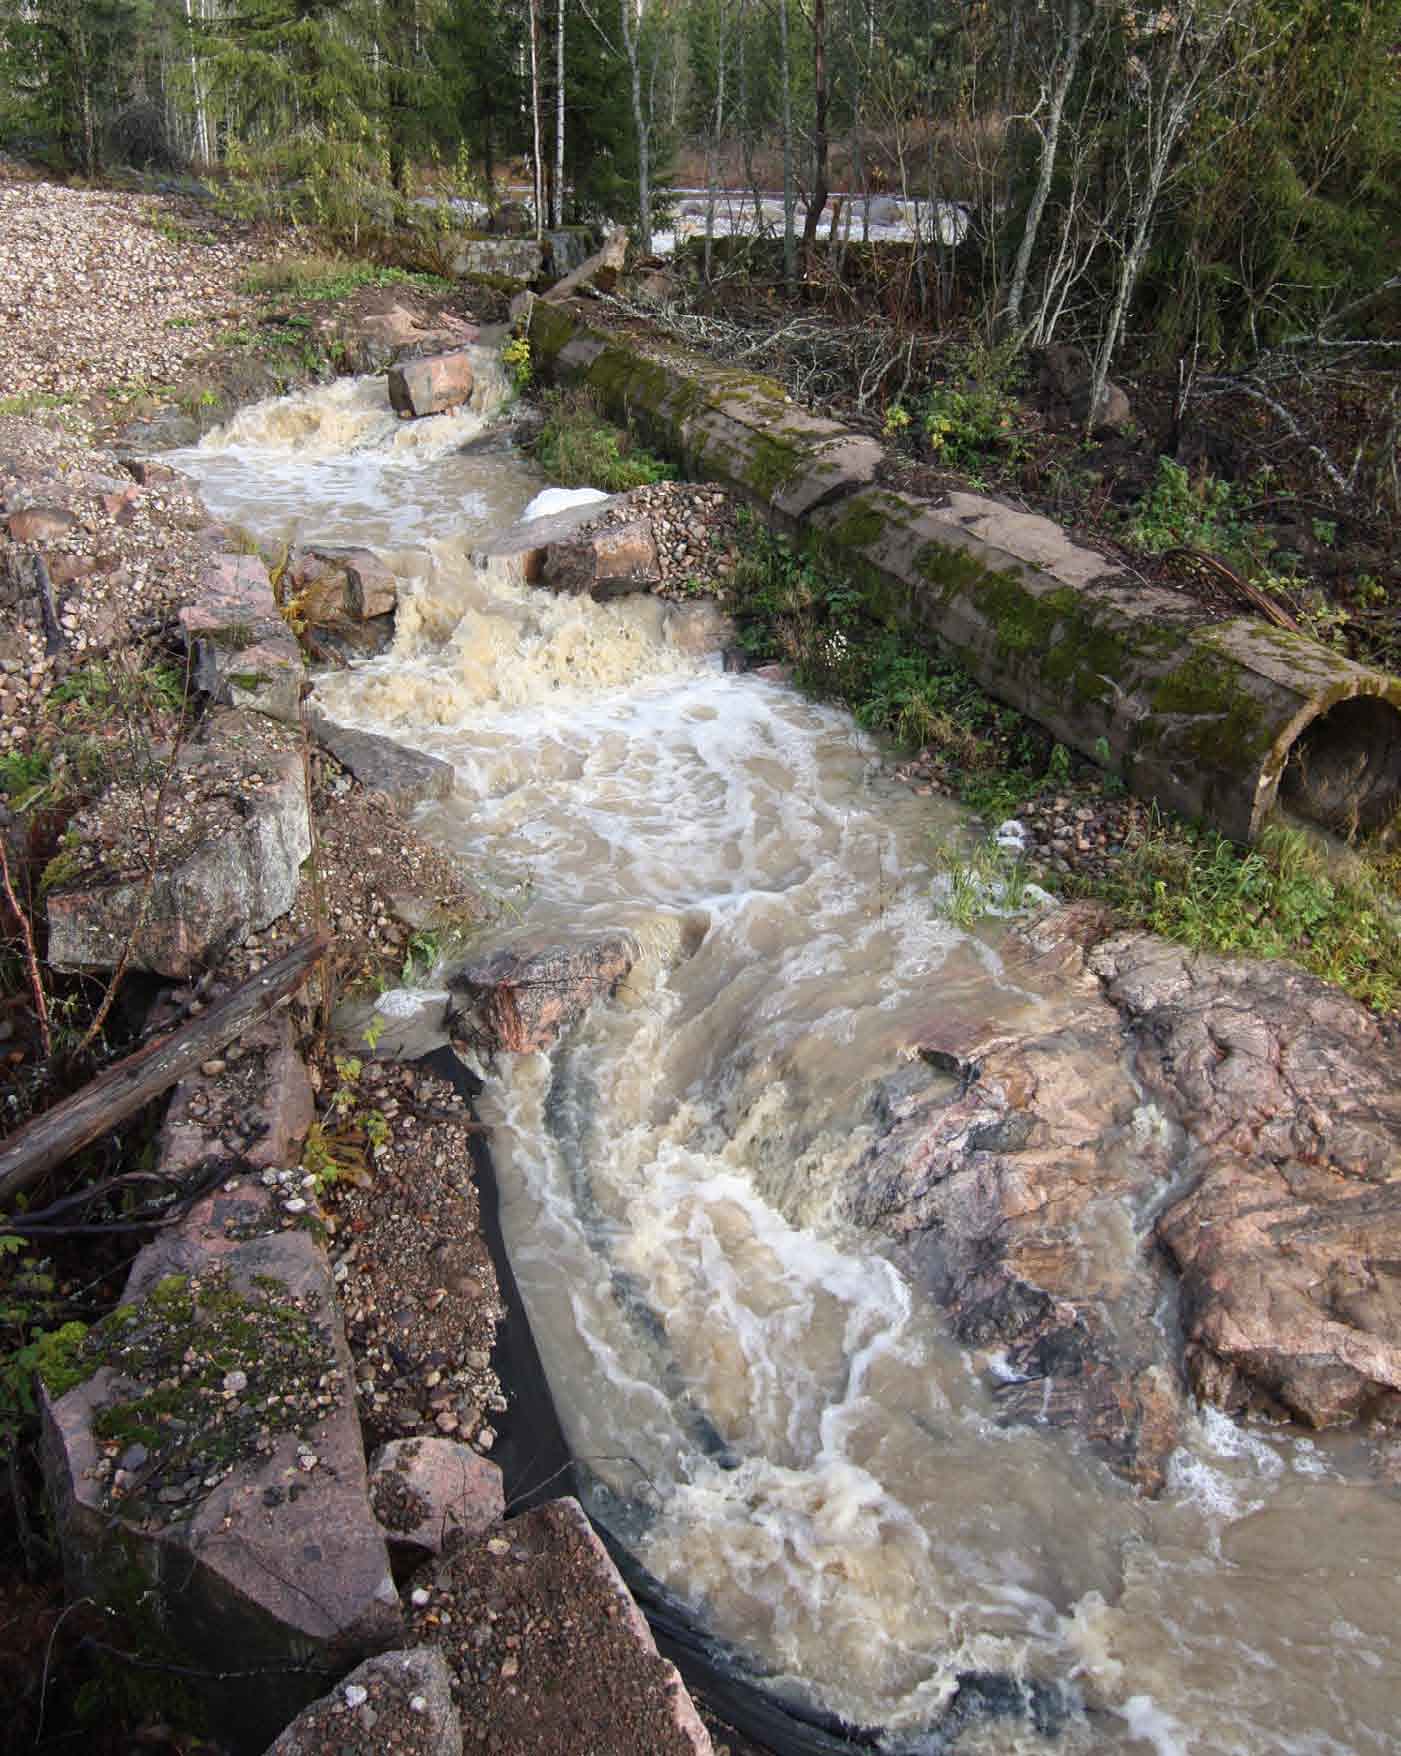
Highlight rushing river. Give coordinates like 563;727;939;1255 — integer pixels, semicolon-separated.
169;361;1401;1755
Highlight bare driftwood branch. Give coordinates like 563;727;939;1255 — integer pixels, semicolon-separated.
0;931;330;1209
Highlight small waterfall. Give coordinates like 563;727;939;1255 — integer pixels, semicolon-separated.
164;374;1401;1756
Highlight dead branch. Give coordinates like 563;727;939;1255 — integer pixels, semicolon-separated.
0;931;330;1209
1163;548;1304;636
0;835;51;1059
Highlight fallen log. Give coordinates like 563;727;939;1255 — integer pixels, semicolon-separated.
0;931;329;1208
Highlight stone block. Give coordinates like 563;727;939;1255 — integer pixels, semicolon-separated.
290;546;397;623
541;517;659;599
47;709;311;978
471;494;621;587
308;714;454;810
451;930;638;1054
41;1178;401;1754
179;553;304;724
264;1647;461;1756
369;1437;505;1558
388;351;476;419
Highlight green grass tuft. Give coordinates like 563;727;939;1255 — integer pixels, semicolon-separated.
1093;820;1401;1012
240;253;454;304
530;388;676;493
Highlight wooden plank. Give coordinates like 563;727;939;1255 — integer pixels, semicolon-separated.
0;931;329;1208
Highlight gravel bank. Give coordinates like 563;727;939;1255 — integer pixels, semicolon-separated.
0;173;266;401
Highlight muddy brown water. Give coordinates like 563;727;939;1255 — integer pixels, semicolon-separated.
169;366;1401;1755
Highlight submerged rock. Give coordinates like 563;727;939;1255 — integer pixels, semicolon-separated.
851;900;1401;1477
1095;934;1401;1428
452;930;639;1055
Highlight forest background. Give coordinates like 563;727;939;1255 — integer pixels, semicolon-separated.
1;0;1398;389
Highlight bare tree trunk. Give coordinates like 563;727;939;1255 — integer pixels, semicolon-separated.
622;0;652;252
529;0;545;240
703;0;732;283
800;0;829;261
553;0;566;226
779;0;796;284
190;0;212;166
1084;0;1245;434
1004;0;1083;339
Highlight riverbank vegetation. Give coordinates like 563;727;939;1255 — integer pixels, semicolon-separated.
715;506;1401;1013
530;387;676;493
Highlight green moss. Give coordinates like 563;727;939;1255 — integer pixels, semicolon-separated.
76;1267;341;1524
821;502;886;552
526;299;578;371
914;541;999;602
744;432;803;501
1146;642;1270;760
33;1321;92;1396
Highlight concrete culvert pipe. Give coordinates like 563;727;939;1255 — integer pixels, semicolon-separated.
527;300;1401;845
807;487;1401;845
1279;695;1401;838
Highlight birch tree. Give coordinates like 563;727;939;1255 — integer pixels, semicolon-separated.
1002;0;1085;339
1083;0;1255;428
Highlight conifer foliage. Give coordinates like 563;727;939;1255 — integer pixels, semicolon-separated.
0;0;1395;370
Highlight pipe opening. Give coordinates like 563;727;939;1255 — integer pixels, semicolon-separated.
1280;694;1401;836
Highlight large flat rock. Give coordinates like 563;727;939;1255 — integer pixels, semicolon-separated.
180;553;304;724
1095;933;1401;1427
846;904;1182;1491
47;708;311;978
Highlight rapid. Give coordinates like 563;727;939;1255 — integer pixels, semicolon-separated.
166;359;1401;1756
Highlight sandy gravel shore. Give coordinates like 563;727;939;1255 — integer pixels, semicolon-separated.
0;171;266;401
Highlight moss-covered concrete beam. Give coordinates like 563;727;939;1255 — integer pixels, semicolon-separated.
530;299;1401;842
529;299;880;526
812;487;1401;842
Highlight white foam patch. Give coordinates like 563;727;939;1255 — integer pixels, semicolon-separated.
1118;1693;1190;1755
521;485;609;521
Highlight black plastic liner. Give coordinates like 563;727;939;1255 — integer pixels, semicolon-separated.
424;1046;1074;1755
